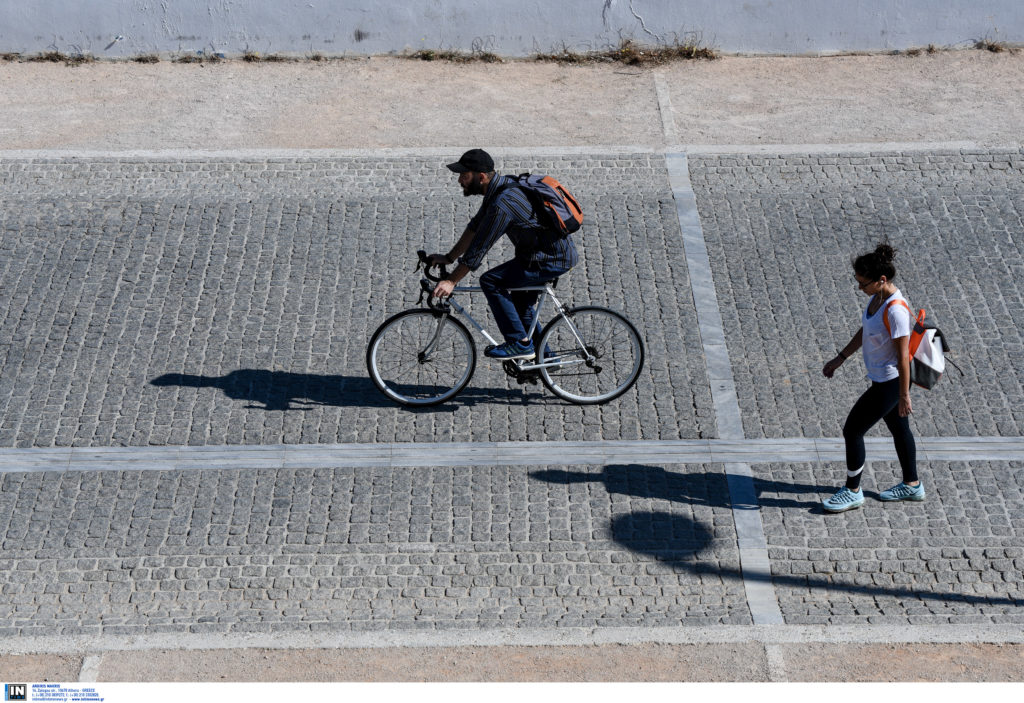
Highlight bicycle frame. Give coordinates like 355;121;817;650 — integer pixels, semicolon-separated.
420;279;593;371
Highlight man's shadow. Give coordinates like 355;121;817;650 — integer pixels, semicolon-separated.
150;370;545;411
532;465;1023;609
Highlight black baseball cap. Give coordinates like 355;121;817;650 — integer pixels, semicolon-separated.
446;149;494;173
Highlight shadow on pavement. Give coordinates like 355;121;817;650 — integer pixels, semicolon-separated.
532;464;1023;610
531;464;826;509
150;370;546;411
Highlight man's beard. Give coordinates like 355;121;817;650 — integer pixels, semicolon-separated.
462;174;485;196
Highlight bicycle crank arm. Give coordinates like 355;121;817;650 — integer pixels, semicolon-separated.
517;358;586;371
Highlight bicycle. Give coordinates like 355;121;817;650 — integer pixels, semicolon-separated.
366;251;645;406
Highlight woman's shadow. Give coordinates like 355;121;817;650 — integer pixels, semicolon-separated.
531;464;826;510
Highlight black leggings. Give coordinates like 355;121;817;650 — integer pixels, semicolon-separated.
843;378;917;490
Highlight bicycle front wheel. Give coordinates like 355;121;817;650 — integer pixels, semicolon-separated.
366;309;476;406
538;306;644;404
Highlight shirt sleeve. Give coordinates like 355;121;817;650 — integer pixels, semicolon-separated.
887;302;912;339
459;205;513;271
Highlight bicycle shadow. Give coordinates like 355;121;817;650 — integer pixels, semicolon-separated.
532;464;1023;610
150;370;547;411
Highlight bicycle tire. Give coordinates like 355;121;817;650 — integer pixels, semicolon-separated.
537;306;644;404
366;308;476;406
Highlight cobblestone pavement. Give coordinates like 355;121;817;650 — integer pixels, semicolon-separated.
0;154;712;447
689;149;1024;440
756;460;1023;624
1;148;1023;638
0;464;747;636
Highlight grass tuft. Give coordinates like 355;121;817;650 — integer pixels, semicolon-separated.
975;38;1009;53
407;48;502;63
173;52;223;64
535;38;716;66
133;54;160;64
27;51;94;66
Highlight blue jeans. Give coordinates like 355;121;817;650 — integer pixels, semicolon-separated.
479;259;570;345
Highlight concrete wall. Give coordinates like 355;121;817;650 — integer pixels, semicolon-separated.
1;1;1021;57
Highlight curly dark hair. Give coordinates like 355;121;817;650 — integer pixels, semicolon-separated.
853;242;897;281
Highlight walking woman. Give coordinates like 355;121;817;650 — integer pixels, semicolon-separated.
821;243;923;512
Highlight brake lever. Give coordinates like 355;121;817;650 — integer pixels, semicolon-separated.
414;249;449;282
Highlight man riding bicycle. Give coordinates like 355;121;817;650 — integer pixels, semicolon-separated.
429;149;578;360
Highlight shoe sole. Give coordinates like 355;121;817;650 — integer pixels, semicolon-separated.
879;494;925;502
823;501;864;513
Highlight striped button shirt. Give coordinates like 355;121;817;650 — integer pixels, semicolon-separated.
460;174;579;272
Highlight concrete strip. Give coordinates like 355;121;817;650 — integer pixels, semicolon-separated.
665;150;783;626
1;141;1019;161
764;643;788;682
4;625;1024;656
78;654;103;683
0;437;1021;474
653;72;680;145
92;643;771;683
52;642;1024;683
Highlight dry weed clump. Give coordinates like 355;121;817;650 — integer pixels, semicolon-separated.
536;39;716;66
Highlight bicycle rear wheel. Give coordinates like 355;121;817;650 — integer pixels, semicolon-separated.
366;309;476;406
538;306;644;404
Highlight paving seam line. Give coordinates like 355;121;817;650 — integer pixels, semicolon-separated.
665;150;783;626
4;625;1024;656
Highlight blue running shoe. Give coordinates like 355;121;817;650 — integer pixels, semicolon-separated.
879;482;925;502
484;339;535;360
823;487;864;513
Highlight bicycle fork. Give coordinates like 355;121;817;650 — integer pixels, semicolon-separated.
419;298;501;363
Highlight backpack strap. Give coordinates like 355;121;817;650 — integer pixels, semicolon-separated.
882;299;912;338
884;299;930;357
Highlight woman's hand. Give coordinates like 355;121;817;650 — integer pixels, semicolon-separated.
822;355;844;378
899;393;913;417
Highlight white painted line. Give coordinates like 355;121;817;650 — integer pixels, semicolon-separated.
4;625;1023;656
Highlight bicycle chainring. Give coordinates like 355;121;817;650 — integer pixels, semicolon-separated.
502;360;539;385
